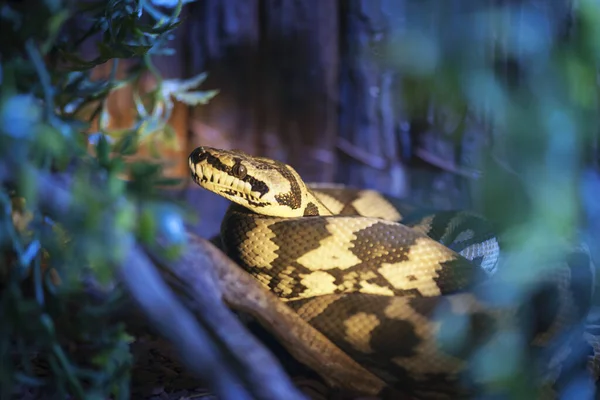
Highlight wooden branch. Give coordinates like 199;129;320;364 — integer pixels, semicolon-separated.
414;147;482;179
2;164;404;399
337;137;389;170
119;242;263;400
145;235;312;400
182;235;391;397
0;166;308;400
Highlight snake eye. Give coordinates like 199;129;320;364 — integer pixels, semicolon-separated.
231;163;247;179
189;147;207;164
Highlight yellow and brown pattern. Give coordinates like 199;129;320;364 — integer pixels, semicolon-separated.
188;146;598;398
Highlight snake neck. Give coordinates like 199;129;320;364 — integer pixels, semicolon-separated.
303;188;334;216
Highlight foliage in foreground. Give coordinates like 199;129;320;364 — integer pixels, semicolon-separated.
0;0;216;398
378;1;600;397
2;0;600;399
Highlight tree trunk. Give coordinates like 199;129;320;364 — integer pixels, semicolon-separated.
259;0;339;182
185;0;262;155
336;0;408;196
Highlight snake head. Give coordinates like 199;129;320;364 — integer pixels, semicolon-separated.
188;146;326;217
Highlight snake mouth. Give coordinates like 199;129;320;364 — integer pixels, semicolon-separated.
190;162;264;204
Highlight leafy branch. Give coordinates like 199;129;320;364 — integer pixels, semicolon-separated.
0;0;219;398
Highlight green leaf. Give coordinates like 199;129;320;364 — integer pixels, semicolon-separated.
17;165;38;208
107;173;126;198
98;42;153;60
170;72;208;92
172;89;219;106
155;177;182;187
136;115;164;139
147;139;162;158
56;50;107;71
128;161;163;181
137;206;156;245
564;55;598;110
159;72;219;109
0;94;42;139
113;132;138;155
95;134;111;166
160;123;179;150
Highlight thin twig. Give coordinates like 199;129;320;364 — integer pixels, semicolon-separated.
414;147;482;179
25;40;55;120
337;137;388;170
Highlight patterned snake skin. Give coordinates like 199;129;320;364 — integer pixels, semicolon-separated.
188;146;598;399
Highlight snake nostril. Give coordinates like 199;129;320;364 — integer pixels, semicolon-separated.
189;147;207;164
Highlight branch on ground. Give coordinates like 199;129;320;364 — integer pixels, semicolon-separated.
1;163;398;399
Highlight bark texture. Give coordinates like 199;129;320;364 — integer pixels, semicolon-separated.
259;0;340;182
185;0;262;155
336;0;408;197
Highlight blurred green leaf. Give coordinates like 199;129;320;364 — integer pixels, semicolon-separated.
112;132;139;155
161;73;220;107
0;94;42;139
172;89;219;106
138;206;156;245
95;134;111;167
0;1;212;397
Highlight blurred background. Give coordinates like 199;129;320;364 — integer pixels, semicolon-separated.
95;1;600;395
3;0;600;398
92;0;598;246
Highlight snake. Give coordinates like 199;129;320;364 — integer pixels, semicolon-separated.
188;146;598;399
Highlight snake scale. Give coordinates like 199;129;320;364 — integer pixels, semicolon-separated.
188;146;598;399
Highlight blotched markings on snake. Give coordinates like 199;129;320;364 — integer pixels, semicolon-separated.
188;146;597;398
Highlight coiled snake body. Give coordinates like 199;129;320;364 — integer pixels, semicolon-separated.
188;146;597;399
